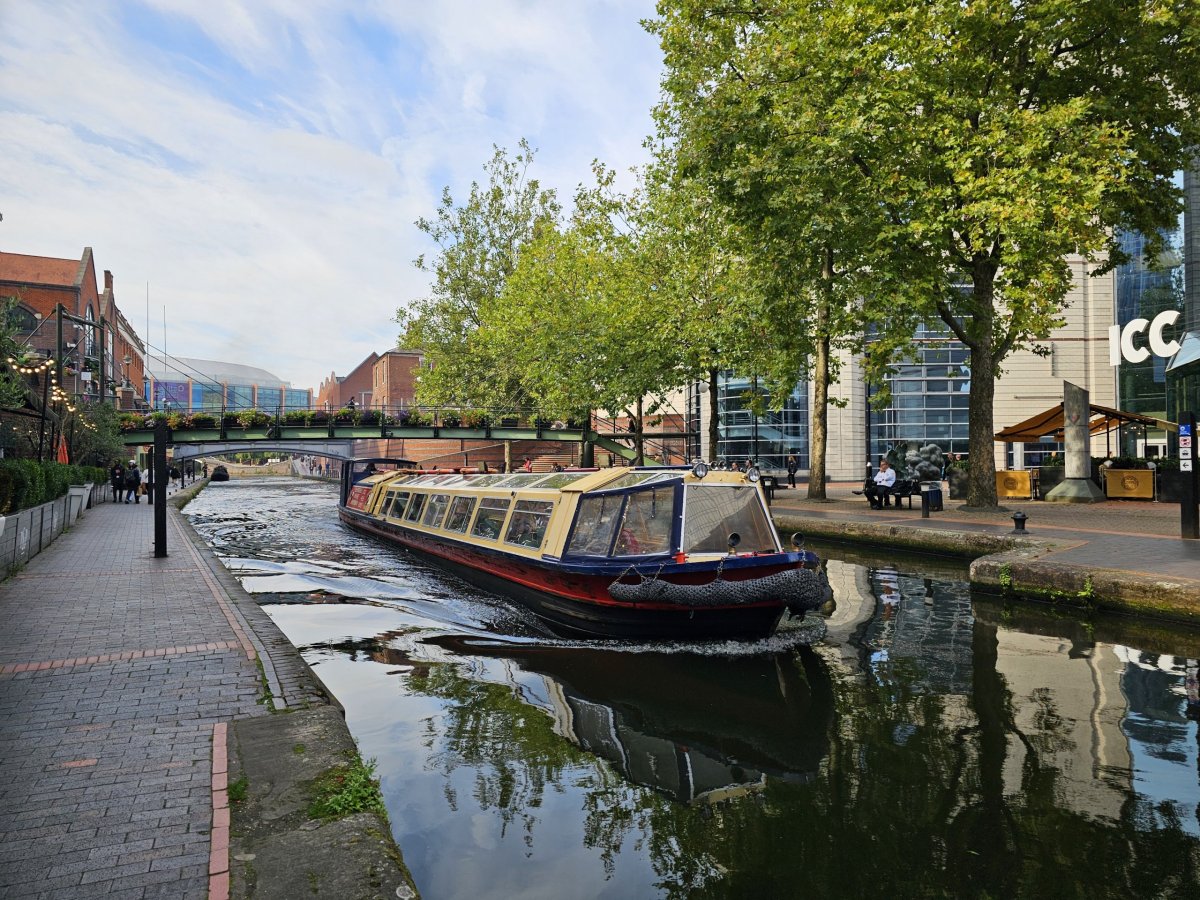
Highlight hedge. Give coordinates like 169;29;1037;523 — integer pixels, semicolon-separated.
0;460;105;515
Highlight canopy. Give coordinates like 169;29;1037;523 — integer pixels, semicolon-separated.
994;403;1169;443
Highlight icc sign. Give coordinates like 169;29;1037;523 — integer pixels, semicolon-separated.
1109;310;1181;366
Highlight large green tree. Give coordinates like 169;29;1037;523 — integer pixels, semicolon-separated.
654;0;1200;506
398;140;560;411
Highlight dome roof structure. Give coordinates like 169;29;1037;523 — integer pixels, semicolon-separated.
146;355;291;387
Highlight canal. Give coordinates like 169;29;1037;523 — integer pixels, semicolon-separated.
185;477;1200;898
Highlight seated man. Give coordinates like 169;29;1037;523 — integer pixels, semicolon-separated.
864;459;896;509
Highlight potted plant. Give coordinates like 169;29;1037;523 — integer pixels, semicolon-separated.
280;409;328;438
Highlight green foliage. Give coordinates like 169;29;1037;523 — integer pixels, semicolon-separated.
307;754;386;821
235;409;271;429
400;140;561;409
652;0;1200;507
228;776;248;804
0;459;47;513
0;297;31;411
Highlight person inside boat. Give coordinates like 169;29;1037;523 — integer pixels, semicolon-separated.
865;459;896;509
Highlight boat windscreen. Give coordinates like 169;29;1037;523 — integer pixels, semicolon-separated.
612;486;675;556
564;494;623;556
682;485;778;553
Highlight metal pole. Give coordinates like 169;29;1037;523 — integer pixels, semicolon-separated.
1180;412;1198;540
153;419;168;557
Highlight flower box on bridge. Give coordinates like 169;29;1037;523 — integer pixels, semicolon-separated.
171;428;223;441
280;426;332;439
436;426;489;440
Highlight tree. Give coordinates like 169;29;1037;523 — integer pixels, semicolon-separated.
0;297;30;411
653;0;1200;506
399;140;560;411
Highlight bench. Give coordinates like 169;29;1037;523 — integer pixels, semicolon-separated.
853;477;919;509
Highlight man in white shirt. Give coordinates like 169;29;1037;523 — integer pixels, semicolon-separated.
866;459;896;509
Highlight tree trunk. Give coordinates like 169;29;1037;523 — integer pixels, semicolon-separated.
707;368;720;465
633;396;645;465
807;249;833;500
965;263;999;508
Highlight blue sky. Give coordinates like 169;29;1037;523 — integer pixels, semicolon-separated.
0;0;663;390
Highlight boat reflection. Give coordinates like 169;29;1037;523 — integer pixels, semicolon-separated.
311;632;833;804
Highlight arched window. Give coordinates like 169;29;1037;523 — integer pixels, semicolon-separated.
6;303;39;332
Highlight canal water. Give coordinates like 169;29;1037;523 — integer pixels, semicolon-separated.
185;477;1200;898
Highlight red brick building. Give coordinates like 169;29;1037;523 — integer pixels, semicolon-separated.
372;349;423;411
316;352;377;411
0;248;147;409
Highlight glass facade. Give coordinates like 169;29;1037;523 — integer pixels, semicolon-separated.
1115;220;1185;455
868;326;971;461
716;375;809;470
147;379;312;411
256;387;282;410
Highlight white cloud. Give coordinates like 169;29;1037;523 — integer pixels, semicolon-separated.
0;0;662;389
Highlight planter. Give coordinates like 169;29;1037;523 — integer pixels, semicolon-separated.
333;427;387;439
947;467;968;499
1104;468;1154;500
280;426;331;439
121;430;155;444
1158;470;1195;503
490;428;529;440
66;484;90;524
1036;466;1065;496
232;428;271;440
438;427;489;440
170;428;223;441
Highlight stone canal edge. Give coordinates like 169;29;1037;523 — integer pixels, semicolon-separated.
773;512;1200;626
169;485;420;900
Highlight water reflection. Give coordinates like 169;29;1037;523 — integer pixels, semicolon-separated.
187;478;1200;898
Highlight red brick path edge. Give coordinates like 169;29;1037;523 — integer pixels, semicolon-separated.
210;721;231;900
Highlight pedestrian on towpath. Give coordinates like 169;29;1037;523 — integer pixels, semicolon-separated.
123;462;141;504
786;455;798;489
109;461;124;503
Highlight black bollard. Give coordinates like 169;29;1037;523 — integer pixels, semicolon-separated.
1011;511;1029;534
920;483;931;518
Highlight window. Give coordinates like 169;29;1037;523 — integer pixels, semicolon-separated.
565;494;623;556
386;492;410;519
404;493;428;522
422;494;450;528
683;485;777;553
612;487;675;556
504;500;554;549
445;497;476;532
471;498;511;540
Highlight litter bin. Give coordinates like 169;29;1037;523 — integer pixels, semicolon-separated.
921;481;944;513
760;474;778;505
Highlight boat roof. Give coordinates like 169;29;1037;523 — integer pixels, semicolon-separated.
354;465;749;494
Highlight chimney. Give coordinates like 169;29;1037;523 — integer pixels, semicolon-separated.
104;270;113;291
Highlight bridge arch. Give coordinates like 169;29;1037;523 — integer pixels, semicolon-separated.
167;440;357;461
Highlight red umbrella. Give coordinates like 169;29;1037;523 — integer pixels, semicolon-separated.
56;435;69;464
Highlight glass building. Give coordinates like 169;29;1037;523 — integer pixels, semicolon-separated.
715;374;809;470
144;356;312;412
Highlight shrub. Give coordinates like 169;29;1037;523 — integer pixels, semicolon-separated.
333;407;359;425
189;412;217;428
42;462;71;500
283;410;309;425
236;409;271;429
357;409;381;426
440;411;462;427
461;409;489;429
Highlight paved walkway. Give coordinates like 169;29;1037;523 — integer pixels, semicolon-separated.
770;481;1200;583
0;492;322;899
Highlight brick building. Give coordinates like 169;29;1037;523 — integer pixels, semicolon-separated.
0;247;147;409
316;352;377;411
372;349;423;411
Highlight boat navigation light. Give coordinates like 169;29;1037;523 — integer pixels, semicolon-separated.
745;466;760;483
690;460;709;479
791;532;805;550
727;532;741;554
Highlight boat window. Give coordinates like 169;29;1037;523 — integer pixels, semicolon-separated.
565;494;623;556
471;498;511;540
386;492;411;519
423;494;451;528
463;474;509;488
495;474;545;489
378;490;395;515
606;472;679;490
612;487;675;556
504;500;554;549
404;493;428;523
531;472;590;489
445;497;476;533
682;485;778;553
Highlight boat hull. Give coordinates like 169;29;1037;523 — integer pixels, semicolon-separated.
339;507;797;640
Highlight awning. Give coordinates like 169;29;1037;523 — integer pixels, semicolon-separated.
994;403;1170;443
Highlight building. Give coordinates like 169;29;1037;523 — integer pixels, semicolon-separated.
145;356;311;412
316;353;377;411
0;248;147;409
372;349;423;410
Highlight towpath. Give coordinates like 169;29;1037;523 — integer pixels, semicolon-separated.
0;487;415;899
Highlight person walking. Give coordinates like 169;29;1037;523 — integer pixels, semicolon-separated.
169;464;181;492
786;455;798;489
109;461;124;503
123;461;141;504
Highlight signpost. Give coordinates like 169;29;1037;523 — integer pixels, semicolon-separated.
1181;414;1198;540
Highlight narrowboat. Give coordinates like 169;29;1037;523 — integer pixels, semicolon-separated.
338;458;831;640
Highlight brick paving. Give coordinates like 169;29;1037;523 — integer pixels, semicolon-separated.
771;482;1200;583
0;497;316;899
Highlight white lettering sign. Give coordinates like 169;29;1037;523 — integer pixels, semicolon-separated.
1109;310;1182;366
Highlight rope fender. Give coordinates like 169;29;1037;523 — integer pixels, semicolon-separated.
607;565;831;611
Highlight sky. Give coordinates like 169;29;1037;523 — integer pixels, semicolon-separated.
0;0;664;392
